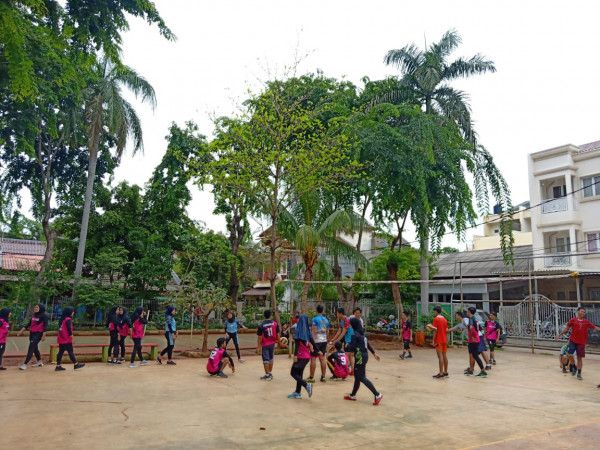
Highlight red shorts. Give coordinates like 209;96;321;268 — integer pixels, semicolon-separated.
435;342;448;353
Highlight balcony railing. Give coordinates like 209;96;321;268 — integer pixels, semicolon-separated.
542;197;568;214
544;254;571;267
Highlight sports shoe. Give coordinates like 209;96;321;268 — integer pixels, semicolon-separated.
562;366;567;373
443;373;449;378
20;364;27;370
492;359;497;365
55;366;66;371
119;358;125;362
260;374;272;381
0;367;6;371
399;353;405;359
432;374;444;378
140;360;149;366
571;367;577;376
217;372;228;378
74;363;85;370
32;362;44;368
156;356;162;365
344;394;357;401
330;376;341;381
373;393;383;405
115;360;121;364
476;371;488;378
238;358;245;363
485;365;492;371
577;373;582;381
129;363;138;368
406;354;413;359
287;392;302;399
320;377;327;383
306;383;313;398
304;377;315;383
464;367;471;373
167;360;176;365
464;369;474;376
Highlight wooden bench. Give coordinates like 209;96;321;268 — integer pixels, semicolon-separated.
49;343;158;363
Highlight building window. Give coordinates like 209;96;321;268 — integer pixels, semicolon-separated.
553;185;566;198
556;291;566;301
582;176;599;198
556;237;570;253
587;232;600;252
590;290;600;301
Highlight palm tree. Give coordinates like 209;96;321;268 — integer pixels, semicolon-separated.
278;190;367;313
74;58;156;283
383;29;496;308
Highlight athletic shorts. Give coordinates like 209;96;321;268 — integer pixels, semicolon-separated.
478;339;487;353
403;339;411;350
468;342;481;355
567;340;585;358
208;361;223;375
435;342;448;353
311;342;327;358
488;340;496;351
262;344;275;364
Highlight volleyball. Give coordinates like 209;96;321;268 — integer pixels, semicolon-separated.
426;324;434;331
280;337;288;346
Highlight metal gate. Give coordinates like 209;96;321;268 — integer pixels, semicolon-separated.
499;295;577;341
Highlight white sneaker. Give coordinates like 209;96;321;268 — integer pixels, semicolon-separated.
140;360;149;366
129;363;138;368
32;362;44;368
20;364;27;370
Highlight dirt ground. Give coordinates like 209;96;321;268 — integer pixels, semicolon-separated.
1;346;600;449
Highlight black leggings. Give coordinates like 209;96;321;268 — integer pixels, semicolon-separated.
0;343;5;366
119;335;127;358
108;330;119;359
57;343;77;365
160;332;174;359
290;358;310;393
24;332;43;364
226;332;241;359
131;338;143;363
351;360;379;397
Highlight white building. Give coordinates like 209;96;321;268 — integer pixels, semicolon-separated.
528;140;600;274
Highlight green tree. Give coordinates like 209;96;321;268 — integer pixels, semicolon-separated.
191;75;362;324
74;58;156;287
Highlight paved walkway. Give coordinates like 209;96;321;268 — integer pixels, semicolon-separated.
1;347;599;449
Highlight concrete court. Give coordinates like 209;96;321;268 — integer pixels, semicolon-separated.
1;347;600;450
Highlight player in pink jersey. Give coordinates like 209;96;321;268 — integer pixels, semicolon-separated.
257;309;280;381
207;337;235;378
55;306;85;371
288;314;319;399
0;308;12;370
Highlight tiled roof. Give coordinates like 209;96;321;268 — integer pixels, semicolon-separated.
578;140;600;154
432;245;533;279
0;238;45;256
1;254;43;271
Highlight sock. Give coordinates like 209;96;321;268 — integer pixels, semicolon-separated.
578;369;581;374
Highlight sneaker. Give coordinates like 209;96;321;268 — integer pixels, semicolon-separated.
167;361;176;365
260;374;271;381
140;360;149;366
476;371;488;378
129;363;138;368
156;356;162;365
442;373;449;378
0;367;6;370
119;358;125;362
399;353;405;360
19;364;27;370
304;377;315;383
115;360;121;364
571;367;577;376
238;359;245;363
373;393;383;405
407;354;413;359
306;383;313;398
464;369;474;376
32;362;44;368
217;372;228;378
74;363;85;370
320;377;327;383
432;374;444;378
330;376;341;381
562;366;567;374
344;394;357;401
577;373;582;381
492;359;497;365
464;368;471;374
485;365;492;371
55;366;66;371
287;392;302;399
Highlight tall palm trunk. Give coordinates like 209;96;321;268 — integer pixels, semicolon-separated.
73;133;99;293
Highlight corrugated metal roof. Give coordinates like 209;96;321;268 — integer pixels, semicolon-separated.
0;238;45;256
433;245;533;279
241;288;270;297
1;254;42;271
578;140;600;153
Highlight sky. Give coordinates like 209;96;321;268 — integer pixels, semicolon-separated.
109;0;600;249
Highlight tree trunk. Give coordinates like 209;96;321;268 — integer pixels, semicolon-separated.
202;313;211;353
268;218;281;326
333;254;345;303
227;213;245;303
420;241;430;314
300;267;313;314
387;262;404;320
74;136;100;284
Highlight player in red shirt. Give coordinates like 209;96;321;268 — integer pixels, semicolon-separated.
556;307;600;380
429;306;448;378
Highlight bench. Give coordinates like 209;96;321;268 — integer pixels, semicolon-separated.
49;343;158;363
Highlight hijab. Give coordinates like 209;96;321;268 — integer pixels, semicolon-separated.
131;306;144;323
166;306;175;317
0;307;11;320
34;303;46;317
60;306;75;322
227;312;236;323
294;314;311;342
349;317;364;334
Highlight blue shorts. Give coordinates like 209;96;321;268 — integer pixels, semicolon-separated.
478;339;487;353
261;344;275;364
